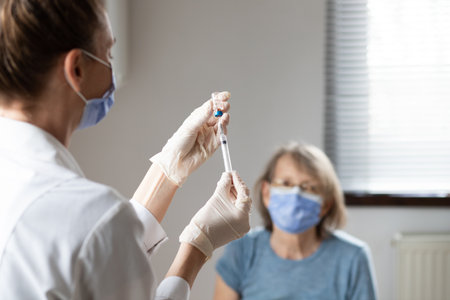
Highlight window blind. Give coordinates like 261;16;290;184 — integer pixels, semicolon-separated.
325;0;450;194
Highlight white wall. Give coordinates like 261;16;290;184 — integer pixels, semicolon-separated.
70;1;450;299
346;208;450;300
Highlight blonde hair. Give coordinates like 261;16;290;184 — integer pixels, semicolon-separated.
254;141;347;239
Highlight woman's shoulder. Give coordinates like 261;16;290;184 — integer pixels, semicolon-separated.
242;226;271;245
218;227;269;276
317;231;374;272
227;226;270;251
247;226;270;238
325;230;371;255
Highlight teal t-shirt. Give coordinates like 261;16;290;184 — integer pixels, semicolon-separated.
216;228;377;300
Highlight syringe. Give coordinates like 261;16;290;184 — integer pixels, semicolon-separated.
218;120;233;173
212;92;233;173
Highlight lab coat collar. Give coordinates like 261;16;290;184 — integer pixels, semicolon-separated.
0;117;85;177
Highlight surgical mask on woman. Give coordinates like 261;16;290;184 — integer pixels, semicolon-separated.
65;50;116;129
268;186;323;234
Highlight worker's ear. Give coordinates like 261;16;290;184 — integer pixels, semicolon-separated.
262;180;271;208
63;49;85;92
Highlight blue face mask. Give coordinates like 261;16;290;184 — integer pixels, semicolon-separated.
65;50;116;130
268;186;323;234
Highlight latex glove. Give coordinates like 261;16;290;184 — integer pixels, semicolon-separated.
179;171;252;258
150;91;231;186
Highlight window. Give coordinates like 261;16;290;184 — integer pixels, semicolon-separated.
325;0;450;205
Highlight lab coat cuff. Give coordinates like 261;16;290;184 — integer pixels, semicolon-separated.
129;199;168;255
155;276;190;300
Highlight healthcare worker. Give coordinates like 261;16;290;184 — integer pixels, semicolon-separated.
0;1;251;299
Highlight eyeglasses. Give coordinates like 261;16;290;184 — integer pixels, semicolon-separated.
270;178;321;195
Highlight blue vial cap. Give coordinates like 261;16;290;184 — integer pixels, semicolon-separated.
214;110;223;117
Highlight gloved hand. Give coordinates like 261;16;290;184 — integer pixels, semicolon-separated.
150;91;231;186
179;171;252;258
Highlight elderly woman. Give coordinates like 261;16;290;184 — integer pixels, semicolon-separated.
214;142;377;300
0;1;252;299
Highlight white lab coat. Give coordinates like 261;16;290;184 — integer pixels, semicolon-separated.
0;117;189;300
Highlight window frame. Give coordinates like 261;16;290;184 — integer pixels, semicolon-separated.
345;193;450;207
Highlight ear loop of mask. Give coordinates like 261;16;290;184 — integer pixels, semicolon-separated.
82;50;112;68
64;50;112;105
64;70;88;105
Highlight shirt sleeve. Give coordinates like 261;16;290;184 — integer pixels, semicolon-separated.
155;276;190;300
348;245;378;300
129;200;192;299
130;198;168;255
215;238;247;294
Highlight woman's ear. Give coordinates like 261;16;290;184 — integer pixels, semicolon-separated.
320;199;333;218
262;180;271;208
63;49;84;92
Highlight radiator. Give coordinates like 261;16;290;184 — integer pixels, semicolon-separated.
393;232;450;300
